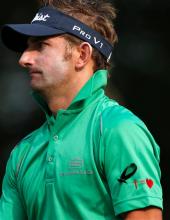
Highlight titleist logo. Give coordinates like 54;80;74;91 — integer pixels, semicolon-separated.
72;25;104;49
31;13;50;23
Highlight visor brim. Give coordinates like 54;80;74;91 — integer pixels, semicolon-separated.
1;24;65;52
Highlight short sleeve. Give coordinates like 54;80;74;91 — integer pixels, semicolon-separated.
101;110;163;216
0;150;26;220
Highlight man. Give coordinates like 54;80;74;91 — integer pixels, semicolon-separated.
0;0;163;219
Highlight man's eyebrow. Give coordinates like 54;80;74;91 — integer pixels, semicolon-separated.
28;36;49;44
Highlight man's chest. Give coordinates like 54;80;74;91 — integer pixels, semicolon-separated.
17;111;101;212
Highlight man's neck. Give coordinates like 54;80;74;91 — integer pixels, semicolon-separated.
46;94;75;114
44;72;94;114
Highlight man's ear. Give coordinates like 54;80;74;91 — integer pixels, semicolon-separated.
75;42;93;70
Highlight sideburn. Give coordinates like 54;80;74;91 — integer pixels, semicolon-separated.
63;41;73;61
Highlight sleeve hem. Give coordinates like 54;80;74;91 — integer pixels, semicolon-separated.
114;196;163;216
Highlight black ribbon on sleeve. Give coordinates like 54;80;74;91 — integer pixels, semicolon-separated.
118;163;137;183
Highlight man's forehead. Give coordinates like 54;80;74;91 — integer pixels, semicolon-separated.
27;35;63;43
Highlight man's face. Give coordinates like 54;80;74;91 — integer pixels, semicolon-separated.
19;36;77;96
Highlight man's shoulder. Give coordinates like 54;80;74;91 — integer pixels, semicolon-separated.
6;122;49;177
11;122;48;157
100;98;145;130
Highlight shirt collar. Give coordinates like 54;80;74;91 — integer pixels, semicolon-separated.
32;69;108;115
68;69;108;109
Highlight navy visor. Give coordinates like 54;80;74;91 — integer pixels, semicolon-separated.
1;6;113;62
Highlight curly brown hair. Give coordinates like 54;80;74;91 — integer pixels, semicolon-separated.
38;0;118;71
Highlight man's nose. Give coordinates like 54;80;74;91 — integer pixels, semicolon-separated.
19;50;35;68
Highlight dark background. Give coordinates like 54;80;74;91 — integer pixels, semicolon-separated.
0;1;169;219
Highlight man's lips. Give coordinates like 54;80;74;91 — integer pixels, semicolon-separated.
29;70;42;76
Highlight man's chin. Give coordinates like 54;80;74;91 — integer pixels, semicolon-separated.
31;83;49;97
30;83;43;92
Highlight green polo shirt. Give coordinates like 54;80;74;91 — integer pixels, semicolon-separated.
0;70;162;220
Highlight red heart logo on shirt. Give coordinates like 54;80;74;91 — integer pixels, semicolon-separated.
146;179;154;188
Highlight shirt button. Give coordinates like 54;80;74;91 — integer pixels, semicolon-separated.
53;135;59;142
48;156;53;162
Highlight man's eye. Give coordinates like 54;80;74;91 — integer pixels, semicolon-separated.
36;41;48;50
26;39;49;50
38;42;45;47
